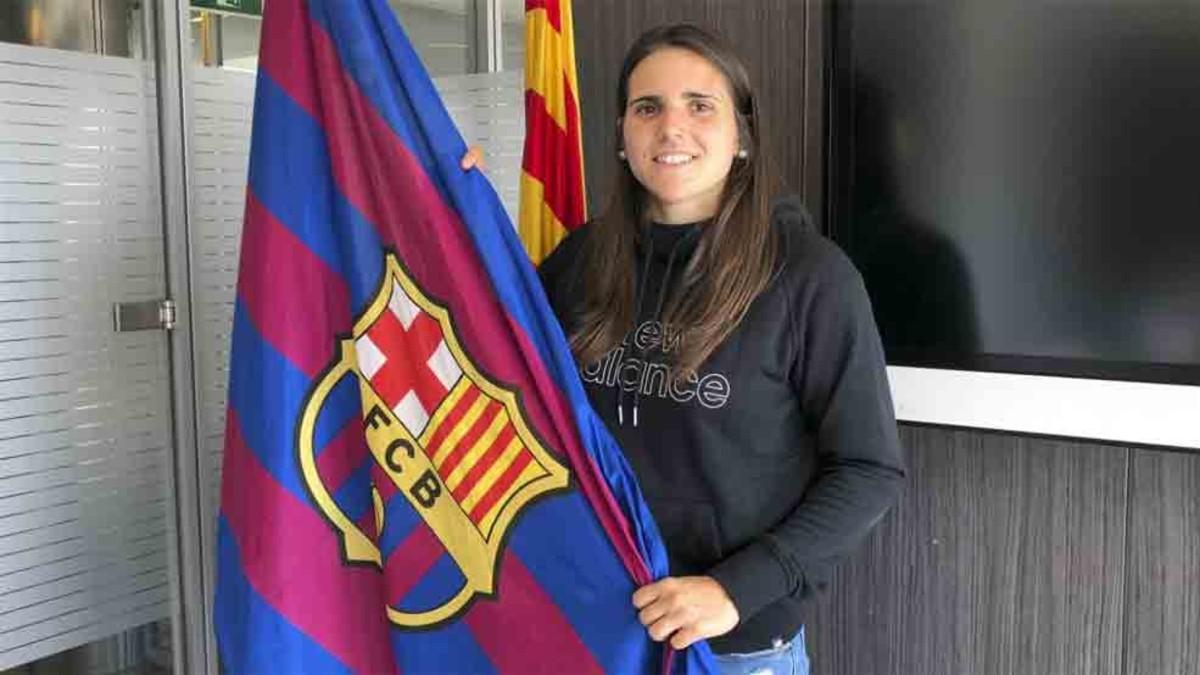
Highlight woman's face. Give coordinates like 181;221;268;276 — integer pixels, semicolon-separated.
622;47;740;225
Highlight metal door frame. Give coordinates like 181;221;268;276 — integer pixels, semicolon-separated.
152;1;209;673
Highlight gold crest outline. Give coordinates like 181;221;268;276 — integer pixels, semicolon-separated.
296;252;570;628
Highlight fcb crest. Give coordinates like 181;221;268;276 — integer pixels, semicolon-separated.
297;253;570;628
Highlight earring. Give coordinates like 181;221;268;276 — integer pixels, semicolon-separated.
617;149;627;160
736;149;749;160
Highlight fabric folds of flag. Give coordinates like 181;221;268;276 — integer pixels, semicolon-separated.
519;0;586;264
213;0;715;672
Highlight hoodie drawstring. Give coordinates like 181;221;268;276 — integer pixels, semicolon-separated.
617;226;698;427
617;225;656;427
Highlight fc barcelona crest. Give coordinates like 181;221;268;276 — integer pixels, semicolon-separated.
297;253;570;628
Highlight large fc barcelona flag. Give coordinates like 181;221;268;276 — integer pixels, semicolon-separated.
213;0;717;673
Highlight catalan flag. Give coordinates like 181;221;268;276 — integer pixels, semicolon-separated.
519;0;587;263
213;0;716;672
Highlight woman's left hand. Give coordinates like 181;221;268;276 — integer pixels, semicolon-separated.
632;576;740;649
460;145;485;171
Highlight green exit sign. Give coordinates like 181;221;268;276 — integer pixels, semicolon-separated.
192;0;263;17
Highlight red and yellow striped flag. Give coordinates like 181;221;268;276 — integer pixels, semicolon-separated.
520;0;586;263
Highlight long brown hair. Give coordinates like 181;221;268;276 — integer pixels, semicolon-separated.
571;23;779;375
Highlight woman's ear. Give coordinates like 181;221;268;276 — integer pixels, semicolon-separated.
615;117;627;160
736;114;754;156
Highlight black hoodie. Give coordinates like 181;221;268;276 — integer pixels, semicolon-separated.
538;197;905;654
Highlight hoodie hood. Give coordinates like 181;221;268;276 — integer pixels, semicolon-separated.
770;194;817;236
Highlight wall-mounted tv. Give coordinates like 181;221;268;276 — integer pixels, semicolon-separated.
827;0;1200;447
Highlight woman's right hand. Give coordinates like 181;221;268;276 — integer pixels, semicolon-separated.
460;145;485;171
632;575;740;649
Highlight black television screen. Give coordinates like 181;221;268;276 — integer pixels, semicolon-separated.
828;0;1200;386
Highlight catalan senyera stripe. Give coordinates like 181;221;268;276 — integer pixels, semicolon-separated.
428;389;491;465
525;1;580;117
473;452;542;531
525;8;569;130
524;0;561;31
436;401;502;479
460;435;529;515
443;409;511;491
419;377;474;447
434;397;490;469
518;173;568;263
451;423;517;501
421;388;481;463
521;86;584;218
520;0;585;264
554;1;581;120
559;1;580;94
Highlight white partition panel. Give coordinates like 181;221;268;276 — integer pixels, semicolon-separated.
435;69;525;223
188;68;252;653
0;43;173;669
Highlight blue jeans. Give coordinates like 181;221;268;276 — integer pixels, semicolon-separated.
712;627;809;675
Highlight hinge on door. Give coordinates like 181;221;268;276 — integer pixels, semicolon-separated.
114;299;177;332
159;299;177;331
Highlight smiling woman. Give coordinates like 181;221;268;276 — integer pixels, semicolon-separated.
573;25;778;379
532;23;907;675
620;47;741;225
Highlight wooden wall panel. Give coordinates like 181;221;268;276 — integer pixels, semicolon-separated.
573;0;824;223
804;426;1129;675
1125;449;1200;675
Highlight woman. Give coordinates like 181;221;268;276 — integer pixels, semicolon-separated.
469;23;904;674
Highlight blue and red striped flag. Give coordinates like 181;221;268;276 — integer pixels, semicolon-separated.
213;0;717;672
